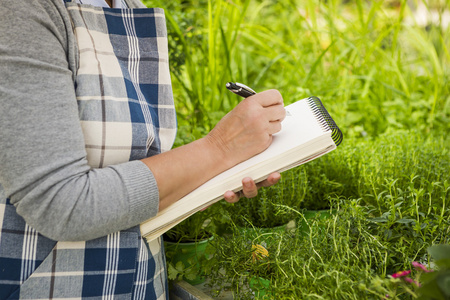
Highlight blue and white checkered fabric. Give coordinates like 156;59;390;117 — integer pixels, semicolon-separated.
65;0;127;8
68;2;177;166
0;1;176;299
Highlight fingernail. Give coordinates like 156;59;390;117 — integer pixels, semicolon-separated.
224;191;233;201
244;180;252;189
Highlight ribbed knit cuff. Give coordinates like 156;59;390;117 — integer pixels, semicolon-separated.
114;160;160;225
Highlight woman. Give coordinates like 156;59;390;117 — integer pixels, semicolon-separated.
0;0;285;299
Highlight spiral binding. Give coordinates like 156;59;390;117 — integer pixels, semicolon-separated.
307;96;343;146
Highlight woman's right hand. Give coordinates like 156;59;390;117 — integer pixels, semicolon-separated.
143;89;285;211
206;89;286;167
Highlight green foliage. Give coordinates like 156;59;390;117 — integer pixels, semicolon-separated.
222;169;304;228
418;244;450;300
145;0;449;138
206;196;450;299
140;0;450;297
165;235;214;284
143;0;248;131
295;129;450;210
163;209;212;242
202;130;449;297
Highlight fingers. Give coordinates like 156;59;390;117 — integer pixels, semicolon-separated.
208;89;285;166
268;120;282;135
223;173;282;203
246;91;285;123
224;177;256;203
264;103;286;122
251;89;283;107
257;172;281;188
224;177;258;203
224;190;241;203
249;91;285;135
242;177;258;198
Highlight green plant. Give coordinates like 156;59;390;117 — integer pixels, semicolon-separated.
418;244;450;299
162;0;447;138
164;210;213;243
143;0;252;131
202;128;449;298
163;210;214;284
205;193;449;299
222;170;304;229
290;129;450;211
204;223;286;299
165;234;214;284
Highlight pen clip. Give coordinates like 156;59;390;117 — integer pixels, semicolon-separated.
226;82;256;98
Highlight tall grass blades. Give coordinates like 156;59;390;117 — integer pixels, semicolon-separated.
144;0;256;133
144;0;449;140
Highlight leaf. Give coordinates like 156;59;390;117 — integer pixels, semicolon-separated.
167;263;180;281
369;217;388;223
418;280;446;300
395;218;415;224
175;261;186;272
394;201;404;208
436;270;450;296
184;265;199;281
428;244;450;261
435;259;450;270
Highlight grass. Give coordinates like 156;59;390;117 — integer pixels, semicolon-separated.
141;0;450;297
205;131;449;298
144;0;449;140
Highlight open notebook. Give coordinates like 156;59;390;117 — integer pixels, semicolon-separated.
141;96;343;241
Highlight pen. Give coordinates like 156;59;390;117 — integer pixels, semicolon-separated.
226;82;292;116
226;82;256;98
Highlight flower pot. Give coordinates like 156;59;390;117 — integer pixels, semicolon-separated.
164;236;213;285
298;209;336;236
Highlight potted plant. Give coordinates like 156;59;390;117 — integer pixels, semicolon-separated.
293;140;363;234
222;169;302;245
163;209;214;285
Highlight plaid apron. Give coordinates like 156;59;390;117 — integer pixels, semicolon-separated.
0;1;176;299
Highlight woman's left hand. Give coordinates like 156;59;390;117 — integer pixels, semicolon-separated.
223;172;281;203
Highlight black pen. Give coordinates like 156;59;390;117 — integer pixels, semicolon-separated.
226;82;256;98
226;82;291;116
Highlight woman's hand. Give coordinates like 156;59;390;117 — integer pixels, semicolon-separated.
223;172;281;203
146;89;285;211
206;89;286;168
213;90;285;203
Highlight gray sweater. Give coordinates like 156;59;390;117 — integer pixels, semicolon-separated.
0;0;162;241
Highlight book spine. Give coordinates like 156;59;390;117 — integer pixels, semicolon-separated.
307;96;343;146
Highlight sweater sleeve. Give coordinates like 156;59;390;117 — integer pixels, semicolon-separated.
0;0;160;241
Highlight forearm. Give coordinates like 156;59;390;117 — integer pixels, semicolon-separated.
142;136;231;211
143;90;285;211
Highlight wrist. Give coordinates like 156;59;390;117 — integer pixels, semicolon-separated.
202;133;236;171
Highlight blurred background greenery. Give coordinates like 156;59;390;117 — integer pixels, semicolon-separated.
144;0;449;143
